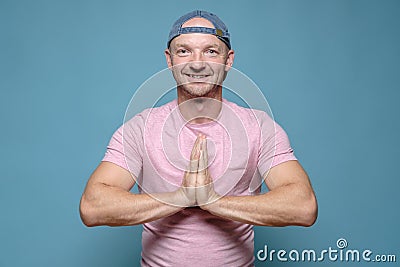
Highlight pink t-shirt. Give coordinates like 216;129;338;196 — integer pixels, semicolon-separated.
103;99;296;266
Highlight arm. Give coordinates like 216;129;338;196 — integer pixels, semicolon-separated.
201;160;318;227
79;136;205;227
79;162;186;227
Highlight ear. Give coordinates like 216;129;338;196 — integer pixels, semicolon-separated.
165;48;173;69
224;49;235;72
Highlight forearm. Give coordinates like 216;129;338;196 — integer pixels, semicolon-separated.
203;183;317;227
80;183;184;227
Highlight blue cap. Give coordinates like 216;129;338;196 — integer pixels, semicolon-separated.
167;10;231;49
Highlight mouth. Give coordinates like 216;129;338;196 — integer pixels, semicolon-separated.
185;74;211;79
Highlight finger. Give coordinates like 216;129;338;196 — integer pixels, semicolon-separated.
190;134;202;161
198;147;206;176
184;166;197;187
196;150;205;188
189;157;199;174
200;138;212;184
202;137;208;168
187;135;202;175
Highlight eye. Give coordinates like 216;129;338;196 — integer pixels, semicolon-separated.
204;49;219;57
176;48;191;57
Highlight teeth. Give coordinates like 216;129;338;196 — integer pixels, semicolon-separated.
189;75;206;78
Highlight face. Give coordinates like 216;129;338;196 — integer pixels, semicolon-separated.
165;20;234;98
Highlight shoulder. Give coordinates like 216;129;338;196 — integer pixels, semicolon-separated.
222;99;274;127
124;100;177;130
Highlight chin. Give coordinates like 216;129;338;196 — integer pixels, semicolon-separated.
182;84;215;97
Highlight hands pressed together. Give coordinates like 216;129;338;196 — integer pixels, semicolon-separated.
178;134;220;208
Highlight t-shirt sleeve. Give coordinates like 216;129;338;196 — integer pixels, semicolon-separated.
102;116;144;178
257;114;297;177
102;125;128;170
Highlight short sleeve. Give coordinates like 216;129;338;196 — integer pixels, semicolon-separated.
102;115;144;178
102;125;128;170
257;115;297;177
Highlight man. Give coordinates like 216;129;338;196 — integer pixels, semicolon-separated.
80;10;317;266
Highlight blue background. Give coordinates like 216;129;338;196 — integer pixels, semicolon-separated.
1;0;399;266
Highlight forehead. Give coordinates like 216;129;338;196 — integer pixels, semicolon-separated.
170;33;224;49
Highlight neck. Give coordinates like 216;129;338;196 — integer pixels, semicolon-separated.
177;86;223;124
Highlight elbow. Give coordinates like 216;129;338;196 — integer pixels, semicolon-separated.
79;195;99;227
299;193;318;227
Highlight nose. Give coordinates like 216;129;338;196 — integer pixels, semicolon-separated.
188;52;206;72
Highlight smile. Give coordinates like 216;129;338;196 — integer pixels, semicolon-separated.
185;74;210;79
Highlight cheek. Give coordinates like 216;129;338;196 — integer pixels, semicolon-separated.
170;55;189;66
211;56;229;69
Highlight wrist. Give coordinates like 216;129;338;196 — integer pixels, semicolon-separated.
173;188;195;207
200;192;221;211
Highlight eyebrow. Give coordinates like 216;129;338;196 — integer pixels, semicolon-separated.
173;43;223;49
